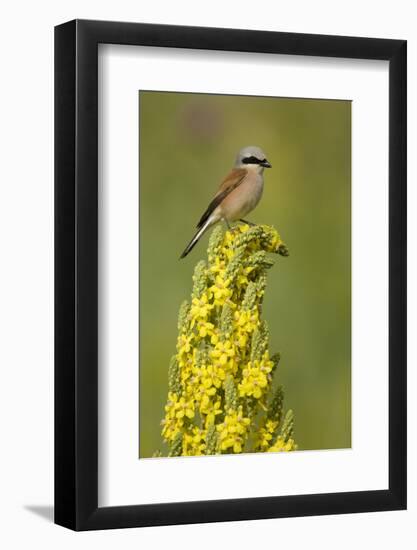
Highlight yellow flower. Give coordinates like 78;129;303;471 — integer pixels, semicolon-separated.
211;340;236;367
179;348;197;383
190;293;213;323
238;224;250;233
194;383;216;405
236;272;250;287
177;333;193;354
198;321;214;338
263;227;283;253
234;309;259;333
209;256;226;276
201;363;225;389
235;330;249;348
255;419;279;450
216;406;251;453
210;331;220;346
223;230;235;248
204;400;223;427
199;390;217;413
183;426;206;456
208;275;232;306
171;395;195;420
268;436;297;452
161;392;185;441
238;358;273;399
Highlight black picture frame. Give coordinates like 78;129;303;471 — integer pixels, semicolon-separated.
55;19;407;531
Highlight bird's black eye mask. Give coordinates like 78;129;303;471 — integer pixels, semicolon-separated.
242;156;266;165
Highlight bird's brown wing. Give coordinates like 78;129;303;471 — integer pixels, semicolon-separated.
196;168;247;228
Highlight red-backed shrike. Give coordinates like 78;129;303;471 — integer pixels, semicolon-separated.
180;145;271;259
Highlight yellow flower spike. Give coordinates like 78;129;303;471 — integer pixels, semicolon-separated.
168;432;183;457
159;224;296;457
177;300;190;332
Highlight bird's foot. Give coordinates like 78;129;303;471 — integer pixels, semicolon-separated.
223;219;232;231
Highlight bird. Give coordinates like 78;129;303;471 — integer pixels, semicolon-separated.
180;145;271;259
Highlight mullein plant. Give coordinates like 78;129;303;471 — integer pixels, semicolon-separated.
159;223;297;457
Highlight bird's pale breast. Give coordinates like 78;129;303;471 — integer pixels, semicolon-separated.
219;172;264;221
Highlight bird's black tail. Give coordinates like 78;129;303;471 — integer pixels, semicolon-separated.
179;220;212;259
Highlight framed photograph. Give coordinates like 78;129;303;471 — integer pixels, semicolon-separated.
55;19;406;530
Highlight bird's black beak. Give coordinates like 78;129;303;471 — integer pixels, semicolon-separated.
261;159;272;168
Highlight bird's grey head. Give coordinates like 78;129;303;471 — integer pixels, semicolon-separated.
235;145;271;170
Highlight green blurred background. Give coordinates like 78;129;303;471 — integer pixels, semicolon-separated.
139;91;351;458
